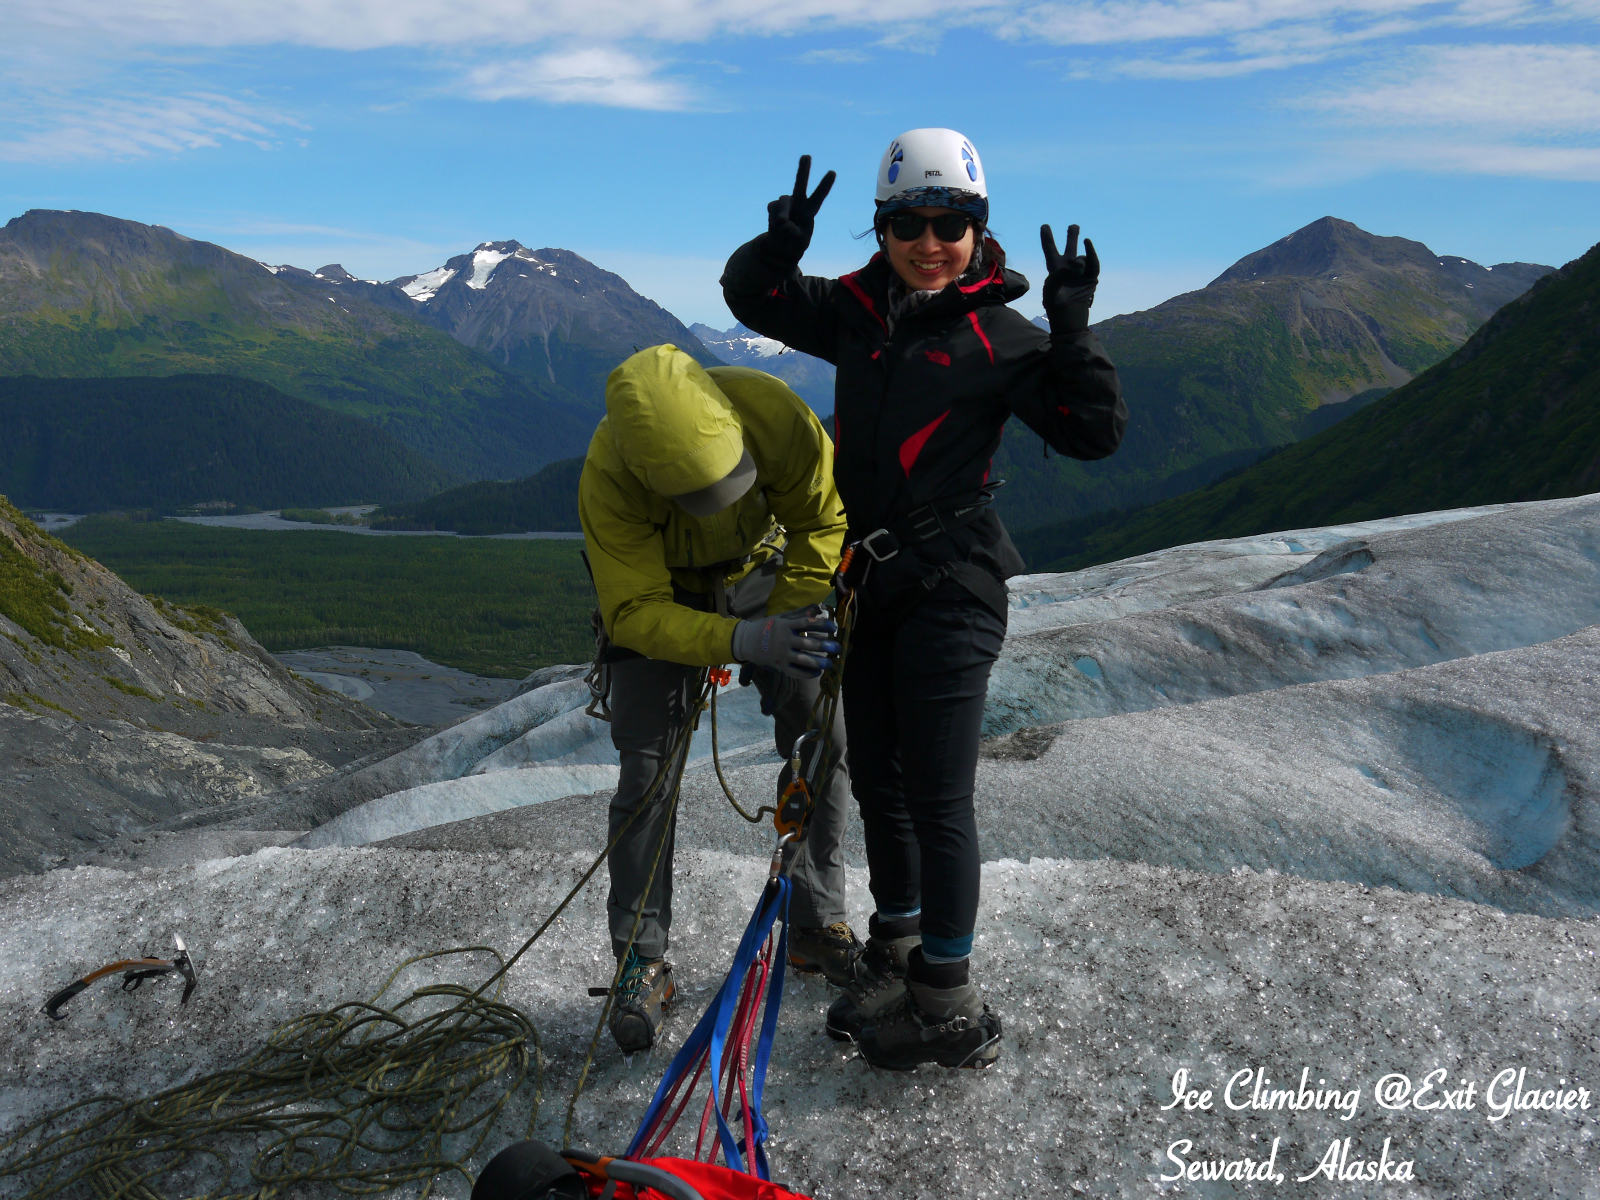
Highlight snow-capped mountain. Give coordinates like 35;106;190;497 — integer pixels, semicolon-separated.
388;241;721;405
250;241;724;407
689;322;836;414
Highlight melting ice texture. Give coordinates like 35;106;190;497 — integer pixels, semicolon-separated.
292;495;1600;866
987;495;1600;735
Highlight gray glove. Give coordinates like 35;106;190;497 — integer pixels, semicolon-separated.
731;605;840;680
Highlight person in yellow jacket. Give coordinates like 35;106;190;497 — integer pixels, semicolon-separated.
580;344;857;1054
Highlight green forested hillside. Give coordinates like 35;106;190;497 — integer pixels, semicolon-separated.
989;386;1392;531
988;220;1551;532
0;374;459;511
371;457;584;534
0;211;593;478
1013;240;1600;572
61;517;594;676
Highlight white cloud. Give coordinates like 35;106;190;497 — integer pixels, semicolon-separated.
1111;48;1326;77
1406;141;1600;180
463;48;693;109
20;0;985;51
1305;43;1600;132
799;47;873;63
0;91;297;162
1332;136;1600;181
12;0;1594;58
1001;0;1435;46
1002;1;1592;76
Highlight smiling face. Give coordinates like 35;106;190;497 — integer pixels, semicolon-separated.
883;206;976;292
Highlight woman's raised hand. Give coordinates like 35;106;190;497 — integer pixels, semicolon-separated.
1041;223;1100;333
766;155;837;263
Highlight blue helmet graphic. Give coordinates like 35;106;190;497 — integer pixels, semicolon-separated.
961;143;978;182
886;143;904;185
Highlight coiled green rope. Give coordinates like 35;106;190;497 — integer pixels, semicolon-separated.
0;671;716;1200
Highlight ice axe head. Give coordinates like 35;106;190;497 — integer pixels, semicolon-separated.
172;933;201;1004
42;932;202;1020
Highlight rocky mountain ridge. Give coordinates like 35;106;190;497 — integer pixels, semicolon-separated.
0;212;594;479
990;216;1554;529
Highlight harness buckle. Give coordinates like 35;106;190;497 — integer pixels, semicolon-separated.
860;528;900;562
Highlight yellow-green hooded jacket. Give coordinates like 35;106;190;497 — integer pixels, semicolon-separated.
579;345;846;666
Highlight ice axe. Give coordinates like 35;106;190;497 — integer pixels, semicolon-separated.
42;933;201;1020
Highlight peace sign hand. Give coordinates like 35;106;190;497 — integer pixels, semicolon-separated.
766;155;837;263
1041;223;1101;333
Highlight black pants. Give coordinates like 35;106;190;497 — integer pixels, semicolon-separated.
842;579;1006;960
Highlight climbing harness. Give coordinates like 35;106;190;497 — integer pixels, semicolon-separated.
40;933;200;1021
836;483;1009;620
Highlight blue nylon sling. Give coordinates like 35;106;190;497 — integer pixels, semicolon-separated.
627;874;792;1179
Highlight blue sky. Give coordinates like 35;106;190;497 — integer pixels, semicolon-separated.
4;1;1598;326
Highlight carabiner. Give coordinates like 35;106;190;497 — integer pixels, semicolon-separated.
768;830;798;884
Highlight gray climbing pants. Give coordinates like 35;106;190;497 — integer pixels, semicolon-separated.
604;561;849;961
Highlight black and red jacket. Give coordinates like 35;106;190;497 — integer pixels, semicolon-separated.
721;233;1127;612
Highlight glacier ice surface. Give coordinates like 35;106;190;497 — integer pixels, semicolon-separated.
3;845;1597;1198
9;495;1600;1196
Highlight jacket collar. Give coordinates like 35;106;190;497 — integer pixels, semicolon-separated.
836;240;1028;336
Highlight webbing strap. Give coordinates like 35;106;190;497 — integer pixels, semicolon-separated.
627;877;792;1178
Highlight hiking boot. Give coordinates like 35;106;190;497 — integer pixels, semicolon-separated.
824;913;921;1043
856;954;1001;1072
788;922;862;986
609;951;675;1054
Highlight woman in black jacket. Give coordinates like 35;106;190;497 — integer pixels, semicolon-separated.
721;128;1128;1071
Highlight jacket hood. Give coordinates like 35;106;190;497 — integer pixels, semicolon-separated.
605;344;745;497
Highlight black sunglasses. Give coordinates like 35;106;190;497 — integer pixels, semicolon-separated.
881;210;973;243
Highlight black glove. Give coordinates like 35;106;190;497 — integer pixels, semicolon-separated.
765;155;836;264
730;605;840;680
1041;223;1100;334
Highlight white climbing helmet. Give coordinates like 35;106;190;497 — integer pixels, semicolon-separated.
875;128;987;221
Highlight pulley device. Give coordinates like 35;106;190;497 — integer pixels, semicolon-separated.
41;933;200;1021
